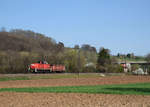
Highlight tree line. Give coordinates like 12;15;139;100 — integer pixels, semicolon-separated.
0;29;99;73
3;28;148;73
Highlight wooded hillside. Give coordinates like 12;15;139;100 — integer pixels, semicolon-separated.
0;29;97;73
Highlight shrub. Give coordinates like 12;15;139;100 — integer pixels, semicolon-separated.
96;64;124;73
83;66;97;73
107;64;124;73
131;64;140;71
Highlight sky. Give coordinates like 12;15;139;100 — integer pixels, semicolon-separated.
0;0;150;56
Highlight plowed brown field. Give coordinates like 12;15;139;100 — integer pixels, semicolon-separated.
0;75;150;107
0;75;150;88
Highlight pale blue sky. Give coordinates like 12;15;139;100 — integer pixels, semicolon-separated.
0;0;150;55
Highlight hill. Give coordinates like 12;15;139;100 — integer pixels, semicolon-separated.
0;29;64;53
0;29;97;73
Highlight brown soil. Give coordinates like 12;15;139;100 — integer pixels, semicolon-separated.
0;75;150;107
0;92;150;107
0;75;150;88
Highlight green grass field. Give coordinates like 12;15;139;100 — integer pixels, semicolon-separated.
0;83;150;95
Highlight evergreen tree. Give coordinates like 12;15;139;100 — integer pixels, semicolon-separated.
97;48;111;66
96;48;111;72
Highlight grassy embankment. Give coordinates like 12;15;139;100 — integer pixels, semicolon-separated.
0;73;104;82
0;83;150;95
0;76;30;81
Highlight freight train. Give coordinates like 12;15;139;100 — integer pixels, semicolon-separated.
28;61;65;73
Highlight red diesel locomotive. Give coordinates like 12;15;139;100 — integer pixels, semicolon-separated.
28;61;65;73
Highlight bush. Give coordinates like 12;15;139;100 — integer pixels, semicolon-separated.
83;66;96;73
96;64;124;73
107;64;124;73
131;64;140;71
96;65;107;72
